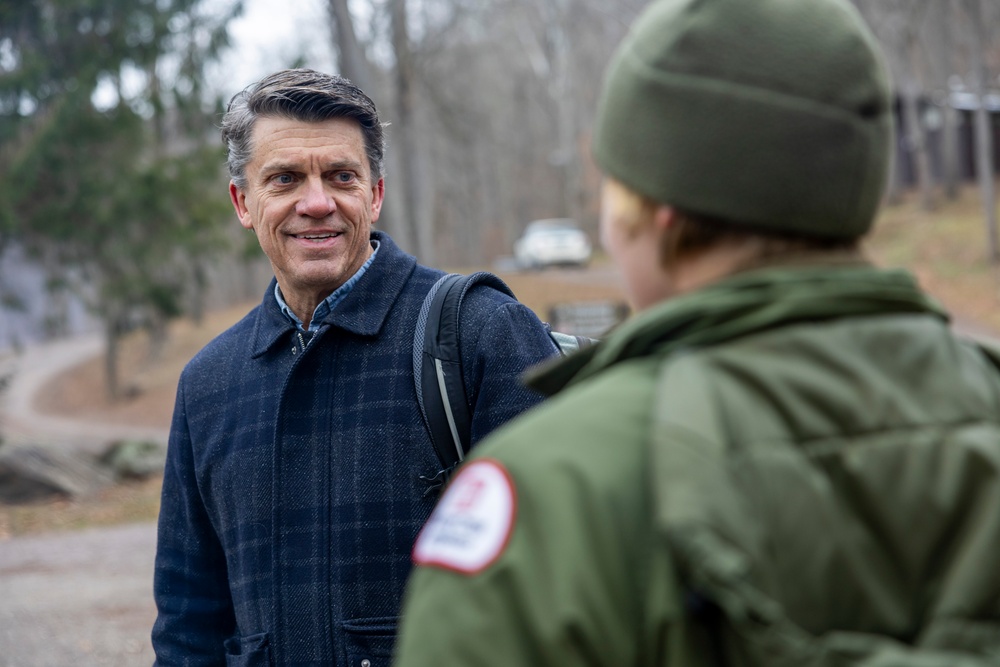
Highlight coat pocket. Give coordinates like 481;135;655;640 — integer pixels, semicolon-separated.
341;616;398;667
223;632;272;667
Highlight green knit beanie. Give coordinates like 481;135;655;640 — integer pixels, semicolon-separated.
593;0;893;239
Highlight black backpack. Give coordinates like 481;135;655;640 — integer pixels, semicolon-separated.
413;272;592;486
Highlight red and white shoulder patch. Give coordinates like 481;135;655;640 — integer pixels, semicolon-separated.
413;458;517;574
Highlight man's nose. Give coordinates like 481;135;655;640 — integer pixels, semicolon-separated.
296;178;336;218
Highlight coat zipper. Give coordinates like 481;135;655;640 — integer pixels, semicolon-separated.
292;331;307;356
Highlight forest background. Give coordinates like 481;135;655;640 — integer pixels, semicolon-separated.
1;0;1000;400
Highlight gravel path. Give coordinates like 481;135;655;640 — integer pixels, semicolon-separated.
0;336;169;455
0;337;163;667
0;522;157;667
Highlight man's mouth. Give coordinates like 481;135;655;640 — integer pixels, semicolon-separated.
293;232;341;240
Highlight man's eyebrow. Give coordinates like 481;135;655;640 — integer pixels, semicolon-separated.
323;159;364;171
259;159;364;174
259;161;299;175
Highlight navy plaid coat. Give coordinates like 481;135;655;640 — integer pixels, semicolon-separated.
152;232;557;666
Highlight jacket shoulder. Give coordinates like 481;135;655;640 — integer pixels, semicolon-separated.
649;319;1000;655
476;358;657;471
179;306;261;381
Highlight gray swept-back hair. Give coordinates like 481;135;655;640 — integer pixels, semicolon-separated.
221;68;386;190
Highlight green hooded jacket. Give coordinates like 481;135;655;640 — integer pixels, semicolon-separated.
394;264;1000;667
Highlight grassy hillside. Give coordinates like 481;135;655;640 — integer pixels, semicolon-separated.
865;187;1000;336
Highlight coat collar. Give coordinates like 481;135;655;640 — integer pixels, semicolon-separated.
249;230;417;358
527;263;949;396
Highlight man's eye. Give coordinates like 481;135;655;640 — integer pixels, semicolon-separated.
335;172;354;183
273;174;295;185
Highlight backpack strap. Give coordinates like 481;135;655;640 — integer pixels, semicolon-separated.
414;272;517;482
414;271;597;490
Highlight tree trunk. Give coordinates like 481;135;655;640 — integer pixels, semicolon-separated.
902;10;935;212
901;87;935;211
539;0;584;224
884;126;905;206
941;102;962;201
144;310;169;367
390;0;434;265
326;0;413;252
104;315;121;401
967;0;999;262
190;259;206;326
327;0;374;94
940;2;961;200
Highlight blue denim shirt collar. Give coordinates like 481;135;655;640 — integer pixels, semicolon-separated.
250;232;418;358
274;240;381;332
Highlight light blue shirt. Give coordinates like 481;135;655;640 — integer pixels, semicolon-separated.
275;240;380;332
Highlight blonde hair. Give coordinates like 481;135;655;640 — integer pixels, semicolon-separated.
610;182;860;272
666;209;860;272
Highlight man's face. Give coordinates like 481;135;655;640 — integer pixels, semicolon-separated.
229;116;384;318
599;178;671;312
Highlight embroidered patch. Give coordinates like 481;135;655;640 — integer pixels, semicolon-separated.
413;458;517;574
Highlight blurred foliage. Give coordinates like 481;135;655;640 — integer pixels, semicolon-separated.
0;0;242;396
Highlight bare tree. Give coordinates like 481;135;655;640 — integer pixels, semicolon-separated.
853;0;945;210
391;0;434;265
328;0;374;93
899;0;936;210
936;0;963;201
327;0;419;255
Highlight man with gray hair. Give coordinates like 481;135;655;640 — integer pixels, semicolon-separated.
151;69;557;666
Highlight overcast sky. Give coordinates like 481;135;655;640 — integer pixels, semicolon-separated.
208;0;336;99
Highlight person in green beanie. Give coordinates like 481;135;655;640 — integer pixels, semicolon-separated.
392;0;1000;665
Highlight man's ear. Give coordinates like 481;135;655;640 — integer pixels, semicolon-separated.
653;205;678;233
229;182;253;230
370;177;385;223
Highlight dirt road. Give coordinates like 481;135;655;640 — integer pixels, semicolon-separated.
0;335;170;455
0;522;157;667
